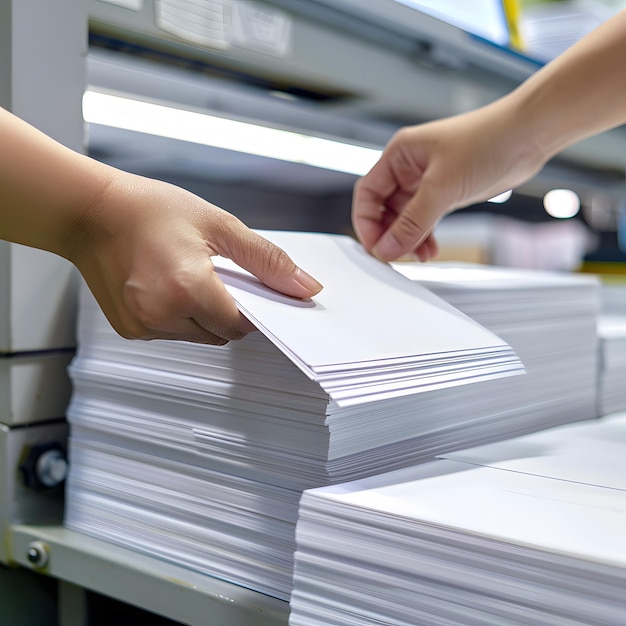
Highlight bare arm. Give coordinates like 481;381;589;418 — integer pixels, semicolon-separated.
0;106;112;254
516;8;626;160
0;107;323;344
353;9;626;262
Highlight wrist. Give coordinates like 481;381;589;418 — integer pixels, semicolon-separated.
473;94;549;192
58;159;119;265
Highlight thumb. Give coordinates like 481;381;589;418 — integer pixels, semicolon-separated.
371;178;452;262
223;226;323;299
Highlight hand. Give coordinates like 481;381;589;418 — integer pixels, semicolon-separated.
68;172;323;345
352;100;545;262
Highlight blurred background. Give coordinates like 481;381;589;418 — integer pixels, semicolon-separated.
84;0;626;274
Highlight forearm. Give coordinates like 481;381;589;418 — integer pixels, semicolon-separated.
0;106;115;258
507;9;626;161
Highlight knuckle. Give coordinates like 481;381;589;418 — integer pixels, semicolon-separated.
123;276;191;334
113;318;152;341
392;127;416;151
212;211;244;241
395;127;412;143
395;212;426;239
263;241;292;277
131;307;166;335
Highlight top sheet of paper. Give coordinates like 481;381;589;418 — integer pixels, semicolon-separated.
306;458;626;567
391;260;601;291
212;231;514;372
441;412;626;491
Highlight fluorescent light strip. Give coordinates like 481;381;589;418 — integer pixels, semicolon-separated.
83;90;382;176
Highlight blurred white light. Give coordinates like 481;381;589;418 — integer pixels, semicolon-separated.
543;189;580;219
488;190;512;203
82;90;382;176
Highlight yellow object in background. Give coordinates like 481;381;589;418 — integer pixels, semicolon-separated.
502;0;525;49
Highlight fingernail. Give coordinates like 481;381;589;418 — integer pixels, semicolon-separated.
295;268;323;294
372;234;403;262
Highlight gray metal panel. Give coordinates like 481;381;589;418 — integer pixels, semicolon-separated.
0;422;67;563
87;0;520;121
6;0;87;150
9;525;289;626
0;0;86;353
0;352;74;426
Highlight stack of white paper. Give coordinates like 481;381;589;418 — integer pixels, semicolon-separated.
601;282;626;314
291;413;626;626
597;281;626;414
213;235;522;407
391;261;600;443
598;314;626;415
65;231;524;600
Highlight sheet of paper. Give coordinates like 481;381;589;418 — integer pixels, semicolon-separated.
305;458;626;567
212;231;517;372
442;413;626;490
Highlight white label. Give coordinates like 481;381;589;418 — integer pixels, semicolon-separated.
156;0;232;50
231;0;291;56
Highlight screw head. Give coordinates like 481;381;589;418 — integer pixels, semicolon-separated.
26;541;49;568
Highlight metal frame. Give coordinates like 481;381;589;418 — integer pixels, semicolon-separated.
9;524;289;626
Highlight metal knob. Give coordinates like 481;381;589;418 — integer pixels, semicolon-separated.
36;448;69;488
19;442;68;491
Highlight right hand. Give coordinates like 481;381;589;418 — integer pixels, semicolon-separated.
352;99;545;262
